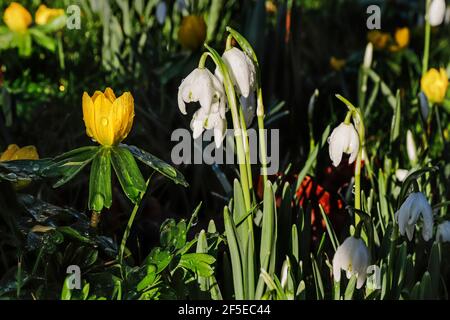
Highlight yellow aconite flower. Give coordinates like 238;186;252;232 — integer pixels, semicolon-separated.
330;56;346;71
389;27;410;52
35;4;64;25
0;144;39;161
82;88;135;146
421;68;448;104
367;30;390;50
3;2;32;33
178;15;207;51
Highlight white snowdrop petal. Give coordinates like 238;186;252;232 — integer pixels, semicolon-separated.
428;0;446;26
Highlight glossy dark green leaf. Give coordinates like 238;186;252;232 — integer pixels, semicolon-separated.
111;146;146;203
159;218;187;250
88;148;112;212
121;144;188;187
43;146;100;188
0;159;53;182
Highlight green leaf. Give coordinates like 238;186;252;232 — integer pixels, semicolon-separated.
0;159;54;182
390;90;401;144
145;248;173;273
61;276;72;300
159;219;187;250
111;146;146;203
122;144;188;187
344;275;357;300
88;148;112;211
29;28;56;52
223;206;244;300
36;15;67;33
255;181;275;299
58;226;91;243
178;253;216;277
14;31;32;57
43;146;100;188
427;242;441;297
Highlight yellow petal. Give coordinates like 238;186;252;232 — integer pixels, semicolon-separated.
3;2;32;32
112;92;134;144
104;87;116;103
93;93;115;146
92;90;103;102
14;146;39;160
0;144;20;161
35;4;64;25
82;92;97;140
394;27;409;49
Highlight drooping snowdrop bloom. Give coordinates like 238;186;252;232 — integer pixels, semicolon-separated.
436;221;450;242
395;192;434;241
406;130;418;166
215;47;256;98
178;68;227;147
155;2;167;25
363;42;373;69
190;101;226;148
395;169;409;182
327;122;360;167
428;0;446;26
333;236;370;289
178;68;225;114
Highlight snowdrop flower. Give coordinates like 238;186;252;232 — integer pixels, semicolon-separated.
428;0;446;26
333;236;370;289
190;101;226;148
406;130;418;166
215;47;256;98
328;122;360;167
436;221;450;242
178;68;226;115
395;169;409;182
363;42;373;69
395;192;433;241
178;68;227;147
155;2;167;25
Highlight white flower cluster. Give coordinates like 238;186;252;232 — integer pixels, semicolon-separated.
178;47;257;148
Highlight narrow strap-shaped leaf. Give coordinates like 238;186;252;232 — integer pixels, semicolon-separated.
223;206;244;300
255;181;275;299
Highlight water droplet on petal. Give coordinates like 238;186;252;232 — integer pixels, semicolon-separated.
101;118;109;126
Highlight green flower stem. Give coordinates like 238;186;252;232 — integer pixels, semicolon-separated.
198;52;209;69
335;95;365;225
354;149;363;222
226;34;233;51
203;45;252;213
422;0;431;76
344;111;352;124
239;107;254;199
257;89;268;188
118;177;151;266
